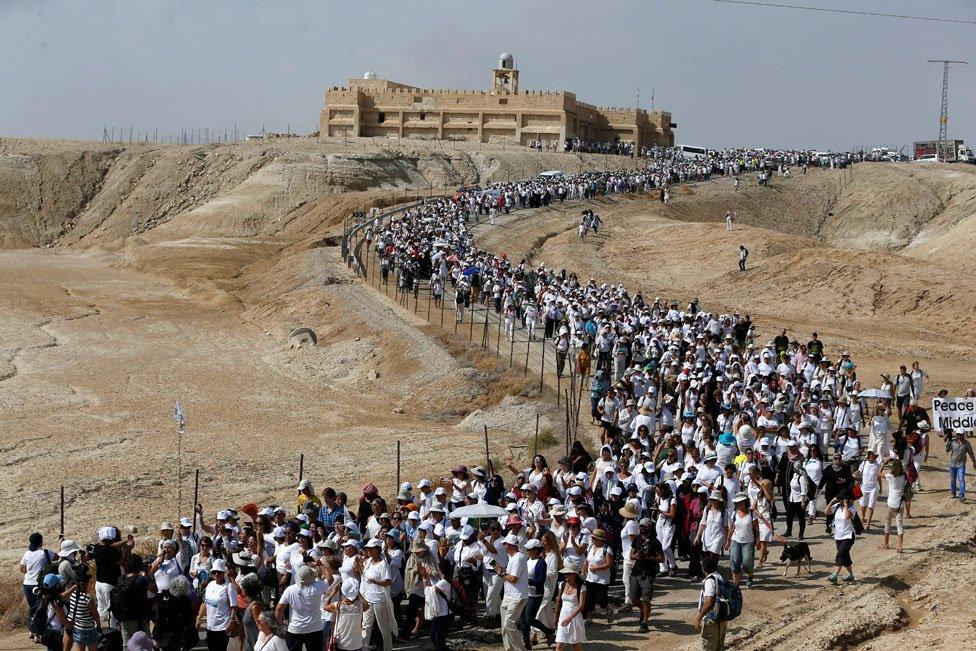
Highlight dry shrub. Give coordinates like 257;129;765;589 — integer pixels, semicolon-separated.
0;576;28;633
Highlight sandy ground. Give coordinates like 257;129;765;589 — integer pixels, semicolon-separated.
1;137;975;648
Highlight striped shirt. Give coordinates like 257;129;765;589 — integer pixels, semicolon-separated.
68;592;97;631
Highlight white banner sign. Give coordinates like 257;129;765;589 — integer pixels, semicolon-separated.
932;397;976;431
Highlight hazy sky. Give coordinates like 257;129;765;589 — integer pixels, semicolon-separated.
2;0;974;149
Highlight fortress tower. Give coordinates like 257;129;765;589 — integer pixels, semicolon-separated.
490;52;519;94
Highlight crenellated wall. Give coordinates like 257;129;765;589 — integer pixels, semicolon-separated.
321;72;674;147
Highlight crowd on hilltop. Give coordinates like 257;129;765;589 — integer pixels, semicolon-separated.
369;145;855;299
19;152;975;651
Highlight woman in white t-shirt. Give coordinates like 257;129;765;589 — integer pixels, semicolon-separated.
803;447;825;524
825;490;856;583
189;536;215;589
323;578;368;651
654;483;678;577
878;459;908;553
421;568;452;650
20;533;55;615
195;559;238;651
857;451;882;530
725;493;759;587
582;530;614;625
867;404;890;456
253;611;288;651
694;492;727;556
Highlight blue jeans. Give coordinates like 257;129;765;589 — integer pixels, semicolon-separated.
729;541;755;575
949;465;966;497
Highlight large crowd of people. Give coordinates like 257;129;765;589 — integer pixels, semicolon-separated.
17;153;970;651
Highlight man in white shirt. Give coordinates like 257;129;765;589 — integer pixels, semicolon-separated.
910;362;928;400
496;534;528;650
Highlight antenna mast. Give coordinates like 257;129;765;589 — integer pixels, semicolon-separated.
926;59;968;161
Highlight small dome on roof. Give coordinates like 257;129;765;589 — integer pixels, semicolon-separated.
498;52;514;69
364;70;377;80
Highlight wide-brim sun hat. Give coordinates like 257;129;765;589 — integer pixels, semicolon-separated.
619;502;639;519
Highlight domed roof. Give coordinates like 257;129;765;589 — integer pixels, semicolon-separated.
363;70;377;80
498;52;514;68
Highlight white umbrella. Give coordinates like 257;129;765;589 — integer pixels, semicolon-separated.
448;503;508;520
856;388;890;399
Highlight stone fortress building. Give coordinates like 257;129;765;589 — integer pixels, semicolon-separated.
320;53;675;149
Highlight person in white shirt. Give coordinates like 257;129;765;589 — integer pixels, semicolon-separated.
274;564;328;650
617;502;640;604
878;459;909;553
322;578;368;651
867;403;891;457
196;559;238;651
857;451;881;530
909;362;928;400
496;534;529;651
726;493;759;587
253;611;289;651
825;490;856;583
421;568;452;651
360;539;397;650
582;529;614;625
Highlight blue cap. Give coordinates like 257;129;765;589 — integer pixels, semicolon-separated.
42;574;60;589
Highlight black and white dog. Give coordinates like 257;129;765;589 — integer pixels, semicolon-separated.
780;542;813;577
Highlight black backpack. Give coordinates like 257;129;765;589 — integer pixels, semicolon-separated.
109;577;137;621
40;550;59;578
27;597;49;636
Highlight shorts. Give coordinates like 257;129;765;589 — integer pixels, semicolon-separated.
629;573;654;602
859;489;878;509
73;628;100;646
896;395;909;410
583;581;609;613
835;537;854;567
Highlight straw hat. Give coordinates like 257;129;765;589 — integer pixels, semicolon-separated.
590;528;606;541
618;502;640;519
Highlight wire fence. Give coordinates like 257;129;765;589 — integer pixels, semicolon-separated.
342;200;593;465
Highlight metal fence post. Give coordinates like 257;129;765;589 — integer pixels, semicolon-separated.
539;340;546;392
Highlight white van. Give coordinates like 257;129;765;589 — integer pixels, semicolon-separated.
676;145;709;160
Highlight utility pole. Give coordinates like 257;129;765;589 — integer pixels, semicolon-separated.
926;59;967;161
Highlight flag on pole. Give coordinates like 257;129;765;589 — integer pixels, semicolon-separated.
173;401;186;432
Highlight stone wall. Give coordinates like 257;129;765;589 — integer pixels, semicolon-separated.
321;77;674;147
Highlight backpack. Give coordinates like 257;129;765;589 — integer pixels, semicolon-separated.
109;577;138;621
27;597;49;636
40;550;59;578
803;472;817;500
28;600;62;649
852;511;864;536
706;573;742;622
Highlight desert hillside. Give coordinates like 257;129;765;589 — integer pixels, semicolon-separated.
0;137;629;249
1;138;975;649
